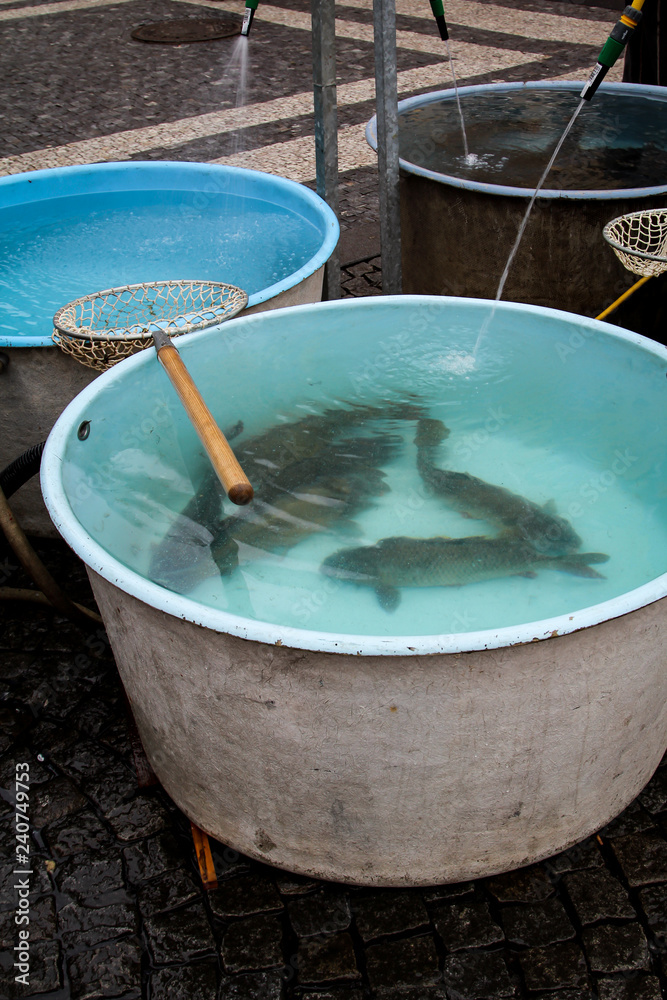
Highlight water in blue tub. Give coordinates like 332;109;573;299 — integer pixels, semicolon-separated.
0;189;323;341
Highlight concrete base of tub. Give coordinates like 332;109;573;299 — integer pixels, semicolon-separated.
2;267;323;537
1;346;99;537
400;174;667;316
88;570;667;886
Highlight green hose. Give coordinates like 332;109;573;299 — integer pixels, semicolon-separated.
581;2;645;100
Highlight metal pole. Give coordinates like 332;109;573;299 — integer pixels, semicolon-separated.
312;0;340;299
373;0;402;293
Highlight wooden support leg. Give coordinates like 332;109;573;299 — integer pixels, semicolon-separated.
191;822;218;890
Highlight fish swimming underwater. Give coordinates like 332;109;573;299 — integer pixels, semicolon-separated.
236;400;426;493
210;469;383;575
414;418;582;556
150;402;423;591
321;535;609;611
149;423;243;593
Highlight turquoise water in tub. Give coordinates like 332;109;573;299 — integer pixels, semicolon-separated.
47;297;667;640
0;190;322;344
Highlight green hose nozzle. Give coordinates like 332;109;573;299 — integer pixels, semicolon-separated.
429;0;449;41
581;3;643;101
241;0;258;36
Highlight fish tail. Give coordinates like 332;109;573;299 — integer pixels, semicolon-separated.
546;551;609;578
561;551;609;565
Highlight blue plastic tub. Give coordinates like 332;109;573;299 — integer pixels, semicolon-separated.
0;160;339;349
0;160;339;533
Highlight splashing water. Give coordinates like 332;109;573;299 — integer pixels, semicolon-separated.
444;38;469;160
474;99;587;356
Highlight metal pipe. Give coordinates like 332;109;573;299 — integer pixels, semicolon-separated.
373;0;402;293
311;0;340;299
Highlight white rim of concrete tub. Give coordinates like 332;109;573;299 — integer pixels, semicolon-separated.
41;295;667;658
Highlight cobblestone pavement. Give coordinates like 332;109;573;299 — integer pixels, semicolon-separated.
0;0;631;262
3;539;667;1000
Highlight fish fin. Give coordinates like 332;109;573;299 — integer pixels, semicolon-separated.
548;554;607;579
210;541;239;577
543;499;558;514
560;564;606;579
223;420;244;443
566;551;610;564
414;418;450;448
376;585;401;612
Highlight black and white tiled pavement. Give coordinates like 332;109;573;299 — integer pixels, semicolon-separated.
0;0;629;259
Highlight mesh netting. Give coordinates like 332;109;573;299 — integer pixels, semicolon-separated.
53;280;248;372
603;210;667;277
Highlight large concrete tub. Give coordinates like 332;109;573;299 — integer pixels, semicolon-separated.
0;161;338;534
366;82;667;320
41;296;667;885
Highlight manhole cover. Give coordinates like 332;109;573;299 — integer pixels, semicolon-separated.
131;16;240;43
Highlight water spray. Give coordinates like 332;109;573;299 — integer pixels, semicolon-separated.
427;0;469;157
241;0;258;36
581;0;645;101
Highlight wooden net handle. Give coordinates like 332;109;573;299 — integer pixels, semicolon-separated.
157;343;253;506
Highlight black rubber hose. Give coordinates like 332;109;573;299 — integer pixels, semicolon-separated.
0;442;46;499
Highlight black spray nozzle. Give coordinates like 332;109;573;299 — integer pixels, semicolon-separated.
241;0;258;36
580;62;609;102
581;3;643;100
429;0;449;40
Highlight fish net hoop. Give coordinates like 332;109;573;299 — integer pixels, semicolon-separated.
603;209;667;277
52;280;248;372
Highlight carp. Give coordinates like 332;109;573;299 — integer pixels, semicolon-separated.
414;418;582;556
321;534;609;611
150;403;421;591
